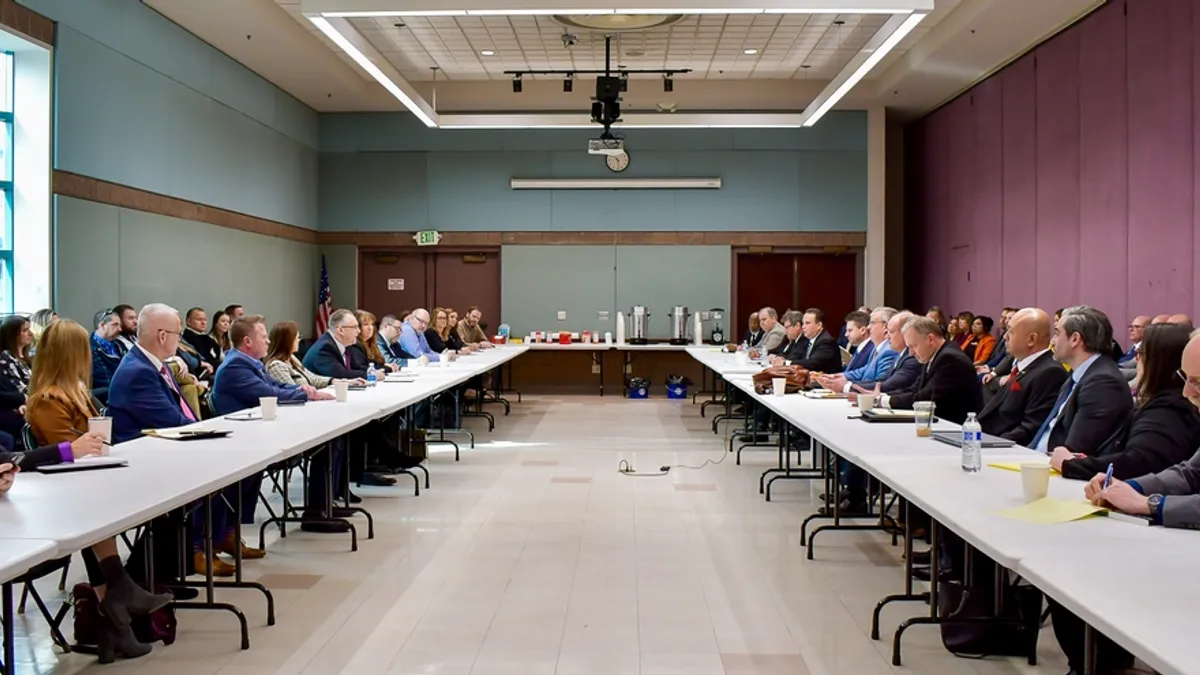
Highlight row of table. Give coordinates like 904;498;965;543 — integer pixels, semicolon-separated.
0;346;528;672
686;346;1197;675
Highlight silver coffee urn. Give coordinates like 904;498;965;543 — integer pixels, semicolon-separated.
629;305;649;345
669;306;690;345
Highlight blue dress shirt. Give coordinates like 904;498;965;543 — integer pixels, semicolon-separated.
399;322;440;362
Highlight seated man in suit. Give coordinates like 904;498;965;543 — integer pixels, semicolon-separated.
879;315;981;425
183;307;224;372
376;314;410;367
767;310;807;365
1032;305;1133;457
212;315;337;533
841;310;875;372
791;308;843;375
108;304;243;577
304;308;407;487
91;309;124;404
818;307;898;393
747;307;786;359
977;308;1068;446
851;311;922;394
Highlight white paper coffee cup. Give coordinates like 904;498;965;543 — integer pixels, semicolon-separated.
772;377;787;396
88;416;113;444
1021;462;1052;503
259;396;278;420
857;393;876;411
334;380;349;402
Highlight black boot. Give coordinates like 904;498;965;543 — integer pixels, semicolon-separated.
99;555;174;617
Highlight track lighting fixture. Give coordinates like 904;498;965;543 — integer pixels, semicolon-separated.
663;75;673;93
512;75;522;93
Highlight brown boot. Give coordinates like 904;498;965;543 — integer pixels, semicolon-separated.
192;551;236;578
217;533;266;560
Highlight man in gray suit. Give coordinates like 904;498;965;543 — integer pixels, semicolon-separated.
1088;329;1200;529
748;307;786;359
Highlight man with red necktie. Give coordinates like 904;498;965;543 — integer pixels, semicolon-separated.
976;307;1068;446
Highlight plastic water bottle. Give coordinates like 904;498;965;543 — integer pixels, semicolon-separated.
961;412;982;473
366;363;377;386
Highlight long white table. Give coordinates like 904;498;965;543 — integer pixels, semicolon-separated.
688;346;1199;675
0;539;59;675
0;346;527;657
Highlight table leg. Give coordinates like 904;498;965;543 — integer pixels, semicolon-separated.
1083;625;1096;675
871;500;929;640
891;520;942;666
3;582;14;675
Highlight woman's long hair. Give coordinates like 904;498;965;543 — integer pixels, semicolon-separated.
1137;323;1193;407
26;319;95;427
209;310;232;351
0;315;31;364
355;310;386;364
266;321;299;364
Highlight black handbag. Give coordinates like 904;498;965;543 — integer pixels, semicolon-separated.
938;577;1044;659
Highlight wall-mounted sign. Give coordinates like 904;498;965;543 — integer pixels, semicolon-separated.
414;230;442;246
387;278;405;291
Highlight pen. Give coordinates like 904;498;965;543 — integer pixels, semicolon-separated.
1101;462;1114;491
69;428;113;447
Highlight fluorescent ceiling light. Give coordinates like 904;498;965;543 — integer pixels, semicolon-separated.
468;9;615;14
318;8;918;18
309;16;438;127
323;10;468;16
480;50;495;56
743;48;759;55
800;10;924;126
511;178;722;190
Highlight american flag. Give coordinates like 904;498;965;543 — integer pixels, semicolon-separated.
316;255;332;335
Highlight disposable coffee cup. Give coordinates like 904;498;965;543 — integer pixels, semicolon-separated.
735;351;749;367
334;380;349;402
772;377;787;396
259;397;278;420
857;393;876;411
1021;462;1052;503
87;416;113;444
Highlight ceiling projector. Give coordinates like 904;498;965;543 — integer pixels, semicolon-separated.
588;137;625;156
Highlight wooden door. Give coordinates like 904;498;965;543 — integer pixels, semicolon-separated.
734;253;796;340
432;252;501;333
358;251;430;319
795;253;858;341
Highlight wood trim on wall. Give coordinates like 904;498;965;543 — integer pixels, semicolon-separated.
53;170;320;245
0;0;54;46
317;230;866;248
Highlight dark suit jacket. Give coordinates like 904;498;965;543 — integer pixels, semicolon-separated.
107;347;195;444
771;337;805;362
210;349;307;416
844;339;875;372
183;329;223;371
859;348;922;394
977;351;1068;446
794;332;843;374
301;333;367;380
1046;355;1134;456
985;336;1009;369
888;341;982;425
1060;390;1200;481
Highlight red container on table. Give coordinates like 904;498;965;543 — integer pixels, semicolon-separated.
559;332;572;345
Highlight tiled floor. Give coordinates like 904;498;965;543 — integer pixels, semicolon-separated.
12;396;1072;675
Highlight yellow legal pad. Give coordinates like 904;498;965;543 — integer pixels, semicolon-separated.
987;461;1061;476
997;498;1105;524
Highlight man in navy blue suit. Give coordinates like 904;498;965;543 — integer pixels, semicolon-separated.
212;315;335;533
108;303;252;577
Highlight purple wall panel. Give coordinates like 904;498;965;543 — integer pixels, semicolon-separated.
908;0;1200;334
1126;0;1194;316
972;80;1005;317
999;58;1039;309
1034;31;1081;316
1078;3;1129;329
946;96;977;315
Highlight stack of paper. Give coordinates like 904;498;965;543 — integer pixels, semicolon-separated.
997;498;1104;524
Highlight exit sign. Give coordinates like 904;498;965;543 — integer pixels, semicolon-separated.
414;230;442;246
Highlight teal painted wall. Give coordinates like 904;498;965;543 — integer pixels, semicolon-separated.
23;0;319;229
318;111;867;232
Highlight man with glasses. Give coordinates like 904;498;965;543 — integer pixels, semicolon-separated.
818;307;898;392
91;308;124;403
302;308;370;379
376;314;410;367
398;308;453;363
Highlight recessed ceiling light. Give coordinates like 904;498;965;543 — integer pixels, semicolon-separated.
743;48;759;55
480;50;495;56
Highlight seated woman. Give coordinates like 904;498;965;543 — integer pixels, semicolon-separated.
24;319;172;662
926;306;948;335
444;308;470;353
964;315;997;366
208;309;232;358
0;315;34;448
354;309;395;373
29;308;57;358
1053;323;1200;480
951;311;976;358
424;307;452;355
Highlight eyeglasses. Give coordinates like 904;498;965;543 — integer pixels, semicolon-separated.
158;329;182;337
1177;369;1200;390
339;323;360;331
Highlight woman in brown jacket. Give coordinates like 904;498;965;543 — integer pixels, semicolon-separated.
26;319;171;662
